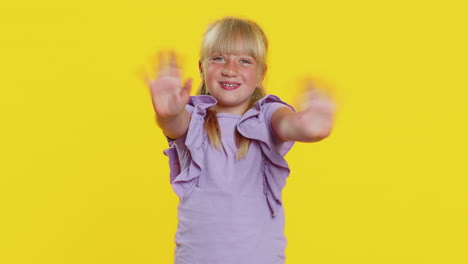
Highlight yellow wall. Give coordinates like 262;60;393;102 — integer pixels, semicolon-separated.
1;0;467;263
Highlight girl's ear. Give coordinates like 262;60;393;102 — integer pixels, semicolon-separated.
199;60;204;80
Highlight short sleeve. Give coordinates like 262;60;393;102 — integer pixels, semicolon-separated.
163;95;217;200
260;101;295;156
236;94;295;217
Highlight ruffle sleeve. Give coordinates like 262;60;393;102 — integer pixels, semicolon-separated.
163;95;217;201
236;94;296;217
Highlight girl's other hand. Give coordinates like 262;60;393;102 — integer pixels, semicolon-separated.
296;78;336;140
146;51;192;119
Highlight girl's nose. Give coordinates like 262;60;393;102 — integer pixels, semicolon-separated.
222;61;238;77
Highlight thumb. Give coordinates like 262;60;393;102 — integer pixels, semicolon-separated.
181;78;193;97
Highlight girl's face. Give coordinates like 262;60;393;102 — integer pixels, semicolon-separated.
200;52;264;115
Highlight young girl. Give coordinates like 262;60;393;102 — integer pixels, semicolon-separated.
148;17;334;264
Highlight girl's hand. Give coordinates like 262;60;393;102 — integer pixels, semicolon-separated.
147;52;192;120
271;78;336;143
296;79;336;140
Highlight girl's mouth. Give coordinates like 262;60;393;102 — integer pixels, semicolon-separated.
220;82;241;90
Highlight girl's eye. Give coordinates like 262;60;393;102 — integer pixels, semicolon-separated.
240;59;251;64
213;56;224;61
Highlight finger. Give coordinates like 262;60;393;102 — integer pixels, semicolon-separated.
302;77;317;90
135;67;153;96
157;51;165;76
158;66;181;78
306;87;320;99
168;51;181;77
151;52;161;77
307;92;333;108
304;80;335;102
168;65;181;78
169;51;178;67
181;78;193;97
136;66;150;85
157;51;177;77
158;67;171;77
180;79;192;98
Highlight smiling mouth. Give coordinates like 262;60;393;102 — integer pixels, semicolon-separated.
220;82;241;90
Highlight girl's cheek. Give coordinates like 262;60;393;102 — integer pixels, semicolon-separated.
208;65;222;75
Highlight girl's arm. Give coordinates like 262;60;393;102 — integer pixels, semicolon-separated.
155;104;191;140
271;82;336;143
148;52;193;139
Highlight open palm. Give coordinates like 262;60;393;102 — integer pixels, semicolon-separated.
297;80;336;137
148;52;192;119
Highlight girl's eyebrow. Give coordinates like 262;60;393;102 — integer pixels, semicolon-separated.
209;53;255;60
239;55;255;61
231;54;255;60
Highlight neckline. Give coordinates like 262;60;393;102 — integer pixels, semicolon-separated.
216;113;242;118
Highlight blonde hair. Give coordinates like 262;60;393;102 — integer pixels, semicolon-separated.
197;17;268;159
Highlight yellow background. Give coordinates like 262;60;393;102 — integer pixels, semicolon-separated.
1;0;467;263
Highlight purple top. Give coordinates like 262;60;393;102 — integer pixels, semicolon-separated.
164;94;295;264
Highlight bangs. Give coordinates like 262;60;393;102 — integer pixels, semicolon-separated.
201;18;267;65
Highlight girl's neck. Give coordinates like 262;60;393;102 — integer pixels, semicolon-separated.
213;102;250;115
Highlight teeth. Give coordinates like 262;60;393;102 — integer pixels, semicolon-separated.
223;83;238;87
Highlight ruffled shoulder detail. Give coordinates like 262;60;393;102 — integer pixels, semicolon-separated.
163;95;217;200
237;94;295;217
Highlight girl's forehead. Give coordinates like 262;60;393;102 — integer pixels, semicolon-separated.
210;51;254;57
208;38;257;56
